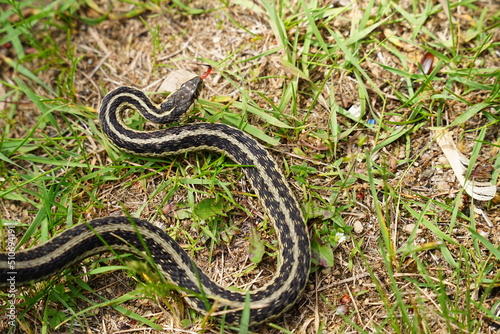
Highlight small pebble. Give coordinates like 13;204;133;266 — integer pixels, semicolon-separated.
353;220;364;234
339;294;351;304
420;168;434;179
436;181;451;192
438;156;449;165
403;223;420;234
478;229;489;239
336;304;349;315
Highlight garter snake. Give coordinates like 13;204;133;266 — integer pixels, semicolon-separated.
0;72;311;325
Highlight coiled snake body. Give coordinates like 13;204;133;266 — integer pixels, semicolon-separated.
0;75;310;325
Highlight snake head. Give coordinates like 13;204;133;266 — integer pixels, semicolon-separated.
160;76;203;119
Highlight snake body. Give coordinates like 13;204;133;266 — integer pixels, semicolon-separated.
0;75;310;325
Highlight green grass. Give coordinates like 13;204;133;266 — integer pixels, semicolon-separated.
1;0;499;333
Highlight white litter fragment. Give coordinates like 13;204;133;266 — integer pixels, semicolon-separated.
347;103;361;119
434;129;496;201
158;70;198;93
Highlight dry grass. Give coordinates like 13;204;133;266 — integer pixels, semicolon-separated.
1;0;499;333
